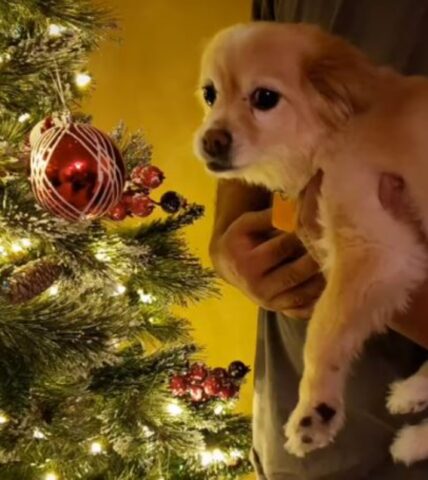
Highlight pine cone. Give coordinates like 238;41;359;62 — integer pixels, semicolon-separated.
2;258;62;304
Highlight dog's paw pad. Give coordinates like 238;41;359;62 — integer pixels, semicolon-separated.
284;401;344;457
387;376;428;415
390;423;428;465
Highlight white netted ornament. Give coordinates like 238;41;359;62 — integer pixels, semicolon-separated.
30;117;125;221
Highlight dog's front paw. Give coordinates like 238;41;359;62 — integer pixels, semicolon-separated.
284;400;345;457
387;376;428;415
390;422;428;465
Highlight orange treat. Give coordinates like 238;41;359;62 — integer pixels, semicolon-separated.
272;192;297;232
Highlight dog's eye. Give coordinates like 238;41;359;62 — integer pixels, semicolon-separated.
202;84;217;107
250;88;280;111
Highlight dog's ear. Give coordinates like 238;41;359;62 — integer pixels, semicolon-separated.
303;34;375;127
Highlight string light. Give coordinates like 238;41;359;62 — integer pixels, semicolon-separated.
200;448;227;467
0;53;11;64
75;72;92;89
142;425;154;438
230;449;243;460
166;401;183;417
0;245;6;256
89;441;103;455
114;284;126;296
48;285;59;296
21;238;32;247
95;251;110;262
0;413;9;425
33;428;46;439
44;473;58;480
213;404;224;415
138;289;155;304
18;113;31;123
11;242;23;253
48;24;65;37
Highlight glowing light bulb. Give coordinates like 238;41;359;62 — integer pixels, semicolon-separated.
212;449;226;462
142;425;154;437
33;427;46;439
21;238;32;247
0;245;7;256
48;285;59;296
45;473;58;480
200;451;213;467
90;441;103;455
11;243;23;253
138;289;155;304
114;284;126;296
0;413;9;424
200;448;226;466
18;113;31;123
230;449;243;459
95;250;110;262
166;402;183;417
0;53;11;64
75;72;92;89
48;24;65;37
214;404;224;415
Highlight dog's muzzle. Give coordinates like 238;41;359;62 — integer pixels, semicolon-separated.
201;128;233;172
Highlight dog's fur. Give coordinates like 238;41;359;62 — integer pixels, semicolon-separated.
194;22;428;463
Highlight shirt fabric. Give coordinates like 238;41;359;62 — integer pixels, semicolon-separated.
251;1;428;478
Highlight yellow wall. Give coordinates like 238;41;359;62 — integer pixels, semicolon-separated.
84;0;257;454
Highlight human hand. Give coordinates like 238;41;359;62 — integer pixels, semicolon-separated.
210;208;323;319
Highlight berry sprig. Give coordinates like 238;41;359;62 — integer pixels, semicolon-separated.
107;164;187;221
169;361;250;404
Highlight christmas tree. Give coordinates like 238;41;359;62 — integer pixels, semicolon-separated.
0;1;252;479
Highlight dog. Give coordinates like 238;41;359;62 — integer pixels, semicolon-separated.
194;22;428;465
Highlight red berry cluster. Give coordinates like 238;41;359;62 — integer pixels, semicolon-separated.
108;164;187;221
108;165;164;221
169;361;250;404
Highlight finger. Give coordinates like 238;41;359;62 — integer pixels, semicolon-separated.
252;232;306;271
270;273;325;310
259;253;320;300
232;208;275;235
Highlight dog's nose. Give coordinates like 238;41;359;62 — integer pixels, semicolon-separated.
202;128;232;164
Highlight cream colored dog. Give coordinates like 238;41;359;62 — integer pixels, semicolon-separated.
194;22;428;464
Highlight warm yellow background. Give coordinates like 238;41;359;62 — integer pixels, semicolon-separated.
84;0;257;477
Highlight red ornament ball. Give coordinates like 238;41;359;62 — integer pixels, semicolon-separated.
130;194;155;217
203;375;222;397
169;375;188;397
131;165;165;189
30;119;125;221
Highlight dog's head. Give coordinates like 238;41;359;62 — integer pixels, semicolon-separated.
194;22;376;196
